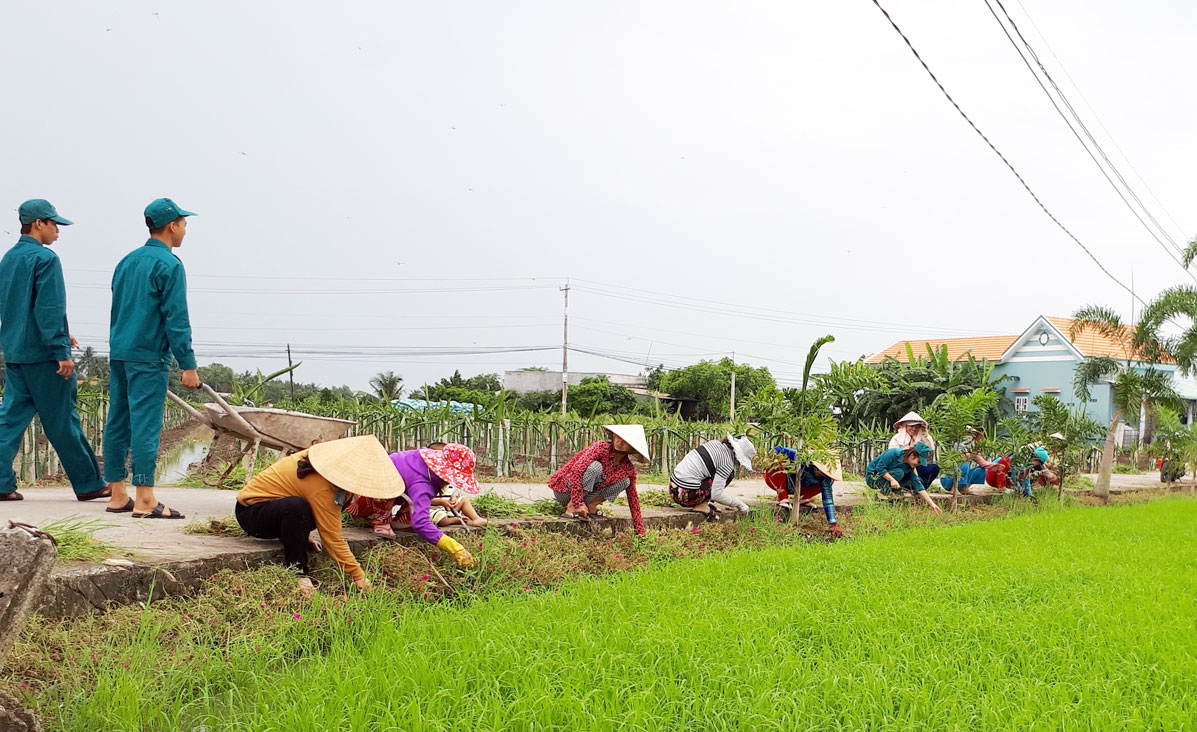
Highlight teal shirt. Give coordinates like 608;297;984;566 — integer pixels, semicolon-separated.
0;236;71;363
109;239;196;370
865;448;925;491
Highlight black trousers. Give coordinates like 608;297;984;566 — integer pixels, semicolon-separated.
236;497;317;576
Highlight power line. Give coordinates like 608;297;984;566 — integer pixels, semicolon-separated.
1012;0;1189;241
867;0;1145;306
981;0;1194;280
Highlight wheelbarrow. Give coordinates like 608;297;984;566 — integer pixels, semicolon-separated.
166;384;355;486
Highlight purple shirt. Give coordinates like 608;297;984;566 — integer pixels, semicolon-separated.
390;449;445;545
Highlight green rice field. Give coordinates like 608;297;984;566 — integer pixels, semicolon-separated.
19;499;1197;730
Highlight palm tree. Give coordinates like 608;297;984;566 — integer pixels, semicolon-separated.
1070;309;1181;502
369;371;404;403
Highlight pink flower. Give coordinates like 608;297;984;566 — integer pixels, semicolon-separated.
614;553;621;558
749;528;755;534
122;663;129;668
20;682;28;688
292;613;302;620
420;574;429;581
522;585;531;590
423;592;430;598
254;646;261;651
259;603;266;608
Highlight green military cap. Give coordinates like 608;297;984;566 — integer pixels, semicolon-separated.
18;199;73;226
144;198;197;228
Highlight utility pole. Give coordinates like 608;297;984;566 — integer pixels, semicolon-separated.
729;351;736;421
287;344;295;401
560;281;570;416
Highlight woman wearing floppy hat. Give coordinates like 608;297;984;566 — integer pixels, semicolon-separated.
669;434;757;517
235;435;404;597
865;441;942;514
889;412;940;488
381;442;483;568
549;425;651;535
764;446;843;538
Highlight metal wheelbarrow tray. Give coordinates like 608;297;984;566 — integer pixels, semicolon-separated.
166;384;355;485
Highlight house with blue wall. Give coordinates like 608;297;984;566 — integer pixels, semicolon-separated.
866;315;1197;446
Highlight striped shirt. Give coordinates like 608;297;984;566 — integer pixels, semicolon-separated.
671;439;748;512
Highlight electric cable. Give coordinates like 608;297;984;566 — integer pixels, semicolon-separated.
867;0;1145;306
981;0;1194;279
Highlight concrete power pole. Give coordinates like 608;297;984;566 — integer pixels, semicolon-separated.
729;351;736;421
560;281;570;415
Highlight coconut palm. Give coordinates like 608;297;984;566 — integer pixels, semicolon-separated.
1070;309;1181;501
369;371;404;403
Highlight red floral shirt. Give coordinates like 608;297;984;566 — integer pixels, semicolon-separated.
549;440;643;534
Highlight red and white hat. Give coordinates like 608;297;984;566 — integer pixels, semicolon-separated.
418;443;482;494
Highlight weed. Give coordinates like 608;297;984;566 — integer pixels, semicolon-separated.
183;516;246;538
36;517;120;563
1113;464;1143;474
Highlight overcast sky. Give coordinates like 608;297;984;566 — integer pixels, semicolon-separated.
2;0;1195;393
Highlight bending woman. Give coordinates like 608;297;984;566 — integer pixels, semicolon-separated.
347;442;482;568
765;446;843;538
865;441;942;514
549;425;650;535
235;435;405;597
669;434;757;517
889;412;940;488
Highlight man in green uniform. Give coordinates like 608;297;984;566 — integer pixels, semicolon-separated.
103;198;199;519
0;200;108;502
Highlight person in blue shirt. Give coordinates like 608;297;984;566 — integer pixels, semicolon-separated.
764;446;843;537
102;199;199;519
865;441;942;514
0;200;107;502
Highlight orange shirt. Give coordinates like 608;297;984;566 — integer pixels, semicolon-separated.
237;449;364;582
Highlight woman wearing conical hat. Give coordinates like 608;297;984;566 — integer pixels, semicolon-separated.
549;425;651;535
764;446;844;538
888;412;940;489
235;435;405;597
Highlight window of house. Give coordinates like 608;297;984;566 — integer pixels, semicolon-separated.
1014;395;1028;412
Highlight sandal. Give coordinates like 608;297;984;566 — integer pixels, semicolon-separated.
106;498;135;513
561;511;590;521
132;502;185;520
372;523;395;539
75;486;112;502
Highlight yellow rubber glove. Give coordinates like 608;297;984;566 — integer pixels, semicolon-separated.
436;534;475;568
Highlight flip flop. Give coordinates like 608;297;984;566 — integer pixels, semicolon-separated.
0;491;24;501
132;502;185;520
106;498;135;513
75;487;112;502
561;511;590;521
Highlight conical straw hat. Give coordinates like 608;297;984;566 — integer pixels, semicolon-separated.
893;411;928;429
308;435;406;500
812;457;844;482
604;425;651;460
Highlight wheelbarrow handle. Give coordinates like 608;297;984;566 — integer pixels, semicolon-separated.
165;387;214;428
201;384;268;442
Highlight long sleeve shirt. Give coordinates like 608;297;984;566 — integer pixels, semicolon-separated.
770;447;836;525
549;440;644;534
236;450;364;582
0;236;71;363
390;450;447;546
109;238;196;369
865;448;925;492
671;439;749;512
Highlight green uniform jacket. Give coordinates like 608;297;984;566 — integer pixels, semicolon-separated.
0;236;71;363
865;448;925;491
109;239;196;370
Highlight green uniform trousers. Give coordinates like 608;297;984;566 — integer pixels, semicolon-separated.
103;360;170;486
0;361;105;496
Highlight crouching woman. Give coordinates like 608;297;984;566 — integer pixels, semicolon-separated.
549;425;650;535
865;441;942;515
235;435;404;597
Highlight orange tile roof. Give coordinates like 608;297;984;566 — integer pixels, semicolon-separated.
864;335;1018;364
865;316;1171;365
1044;317;1157;361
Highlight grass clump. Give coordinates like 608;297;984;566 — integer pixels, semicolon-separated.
183;515;246;538
37;517;120;563
471;492;562;518
1113;464;1143;474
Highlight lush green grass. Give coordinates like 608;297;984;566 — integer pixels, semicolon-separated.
15;499;1197;730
